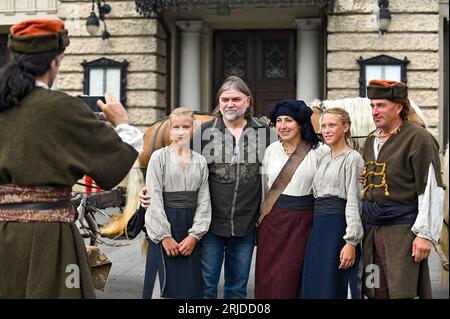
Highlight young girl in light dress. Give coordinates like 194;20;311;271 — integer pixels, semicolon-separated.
142;108;211;299
301;108;364;299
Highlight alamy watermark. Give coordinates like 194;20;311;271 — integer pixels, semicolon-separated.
65;264;80;289
364;264;380;289
192;126;278;168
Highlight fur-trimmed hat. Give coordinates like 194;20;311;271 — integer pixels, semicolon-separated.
7;19;70;54
367;79;408;100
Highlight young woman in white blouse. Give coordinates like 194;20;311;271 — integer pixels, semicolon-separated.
300;107;364;299
254;99;325;299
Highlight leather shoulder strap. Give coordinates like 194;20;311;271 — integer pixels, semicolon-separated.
258;141;311;225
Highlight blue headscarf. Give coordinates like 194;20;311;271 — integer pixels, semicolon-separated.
269;99;320;149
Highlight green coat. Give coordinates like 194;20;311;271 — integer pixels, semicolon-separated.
0;88;138;298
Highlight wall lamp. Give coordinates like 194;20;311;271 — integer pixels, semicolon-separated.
378;0;391;35
86;0;111;40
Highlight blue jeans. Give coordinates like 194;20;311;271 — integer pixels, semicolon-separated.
200;231;255;299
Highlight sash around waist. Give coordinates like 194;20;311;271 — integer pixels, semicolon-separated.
362;199;418;226
163;191;197;209
314;197;347;214
0;184;74;223
273;194;315;211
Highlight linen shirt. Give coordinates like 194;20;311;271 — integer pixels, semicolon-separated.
313;149;365;245
145;147;211;244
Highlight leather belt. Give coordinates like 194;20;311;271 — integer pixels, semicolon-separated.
0;201;71;210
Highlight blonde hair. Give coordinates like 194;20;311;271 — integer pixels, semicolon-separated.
322;107;353;146
169;107;195;126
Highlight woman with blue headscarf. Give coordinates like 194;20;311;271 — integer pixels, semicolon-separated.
254;99;327;298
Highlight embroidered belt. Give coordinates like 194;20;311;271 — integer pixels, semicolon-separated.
0;184;75;223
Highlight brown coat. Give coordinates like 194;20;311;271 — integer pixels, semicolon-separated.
361;120;440;299
362;121;443;205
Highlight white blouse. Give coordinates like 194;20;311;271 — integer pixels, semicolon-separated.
313;149;365;245
261;141;329;200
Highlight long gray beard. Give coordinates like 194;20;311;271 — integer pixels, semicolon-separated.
222;108;247;122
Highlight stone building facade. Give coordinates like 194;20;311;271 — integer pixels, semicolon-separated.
0;0;58;66
58;0;167;132
1;0;448;146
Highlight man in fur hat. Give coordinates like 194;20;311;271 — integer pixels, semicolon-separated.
361;79;445;298
0;19;143;298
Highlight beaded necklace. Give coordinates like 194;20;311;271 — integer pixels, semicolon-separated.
281;141;295;156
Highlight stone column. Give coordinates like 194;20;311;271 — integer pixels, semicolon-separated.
176;20;203;110
294;18;322;104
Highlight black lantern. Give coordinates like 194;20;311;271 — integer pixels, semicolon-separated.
86;0;111;40
378;0;391;35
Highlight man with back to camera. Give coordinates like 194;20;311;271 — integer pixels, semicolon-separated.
0;18;143;298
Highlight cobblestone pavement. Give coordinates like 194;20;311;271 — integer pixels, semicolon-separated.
93;232;448;299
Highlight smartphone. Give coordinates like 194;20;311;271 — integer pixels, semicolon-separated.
79;95;106;113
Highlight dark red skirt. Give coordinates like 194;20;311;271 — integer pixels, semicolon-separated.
255;206;313;299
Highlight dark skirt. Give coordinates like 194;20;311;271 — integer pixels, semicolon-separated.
143;206;203;299
301;197;361;299
255;194;314;299
0;221;96;299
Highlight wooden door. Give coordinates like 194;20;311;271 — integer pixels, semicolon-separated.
213;30;296;116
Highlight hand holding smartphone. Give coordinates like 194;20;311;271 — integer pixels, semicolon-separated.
79;95;107;120
79;93;129;126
